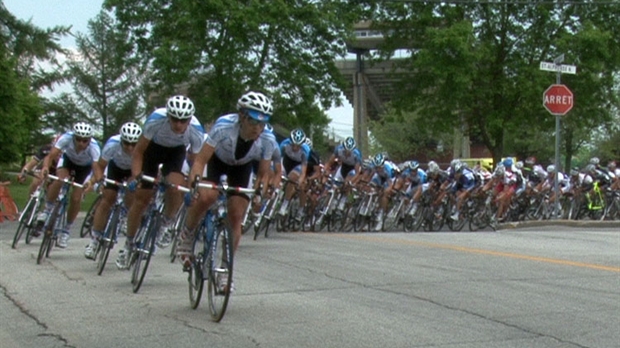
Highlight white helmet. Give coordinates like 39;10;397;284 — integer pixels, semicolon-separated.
73;122;93;137
343;136;356;151
120;122;142;143
237;91;273;121
166;95;195;119
427;160;439;174
547;164;555;173
290;128;306;145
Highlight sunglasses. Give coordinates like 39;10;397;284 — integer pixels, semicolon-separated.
245;115;267;126
121;140;136;147
169;116;191;124
74;137;91;143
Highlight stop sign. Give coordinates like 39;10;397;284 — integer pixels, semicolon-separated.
543;84;573;115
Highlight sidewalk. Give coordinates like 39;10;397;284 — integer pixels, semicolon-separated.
497;219;620;230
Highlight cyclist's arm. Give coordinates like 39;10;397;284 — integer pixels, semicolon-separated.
42;147;62;176
190;142;214;183
130;135;149;179
92;158;107;184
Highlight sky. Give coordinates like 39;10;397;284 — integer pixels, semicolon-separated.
3;0;354;139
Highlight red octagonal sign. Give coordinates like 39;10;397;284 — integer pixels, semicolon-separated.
543;84;573;116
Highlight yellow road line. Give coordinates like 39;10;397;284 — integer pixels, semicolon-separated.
333;234;620;273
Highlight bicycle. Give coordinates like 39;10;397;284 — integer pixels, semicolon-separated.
253;185;284;240
80;192;102;238
180;175;258;322
36;174;83;264
126;173;172;293
92;178;128;275
12;171;46;249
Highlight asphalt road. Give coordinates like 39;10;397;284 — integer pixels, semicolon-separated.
1;219;619;348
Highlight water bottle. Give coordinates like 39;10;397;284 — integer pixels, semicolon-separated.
205;211;214;245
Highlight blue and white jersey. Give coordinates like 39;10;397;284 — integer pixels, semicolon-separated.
401;168;427;186
457;168;476;189
333;145;362;167
263;125;281;162
374;162;396;180
279;138;310;165
143;108;204;153
206;114;276;165
101;135;132;170
54;132;101;166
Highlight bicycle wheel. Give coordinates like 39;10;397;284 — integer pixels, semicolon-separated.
131;215;159;293
36;231;53;264
207;221;234;322
12;197;36;249
97;206;120;276
80;194;101;238
169;206;187;263
189;225;206;309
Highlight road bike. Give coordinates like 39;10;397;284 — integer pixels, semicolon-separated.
37;174;82;264
180;175;258;322
12;172;45;249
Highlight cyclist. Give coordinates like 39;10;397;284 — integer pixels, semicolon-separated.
177;91;276;284
449;161;476;221
277;128;311;221
369;153;396;231
37;122;102;248
18;135;61;196
325;136;362;185
115;95;205;269
84;122;142;259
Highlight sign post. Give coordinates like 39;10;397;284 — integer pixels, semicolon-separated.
540;54;576;218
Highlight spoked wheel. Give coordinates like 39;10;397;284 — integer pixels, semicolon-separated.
36;231;53;264
188;228;206;309
131;217;158;293
80;194;101;238
169;207;187;263
97;209;120;276
446;214;466;232
12;198;37;249
207;223;234;322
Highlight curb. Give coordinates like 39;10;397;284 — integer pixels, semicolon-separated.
497;220;620;231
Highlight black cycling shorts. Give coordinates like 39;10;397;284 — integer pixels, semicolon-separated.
105;160;131;191
141;142;186;189
205;155;252;201
57;154;92;185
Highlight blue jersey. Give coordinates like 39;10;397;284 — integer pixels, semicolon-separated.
54;132;101;166
332;145;362;167
206;114;276;166
101;135;132;170
401;168;427;186
279;139;310;165
143;108;204;153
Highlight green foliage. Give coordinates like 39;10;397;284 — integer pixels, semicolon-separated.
103;0;361;129
61;10;146;140
366;1;620;165
0;4;70;162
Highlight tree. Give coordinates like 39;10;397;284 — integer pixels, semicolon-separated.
364;1;620;167
103;0;361;131
0;3;69;163
63;10;146;141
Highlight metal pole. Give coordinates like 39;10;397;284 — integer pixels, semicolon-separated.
553;55;563;219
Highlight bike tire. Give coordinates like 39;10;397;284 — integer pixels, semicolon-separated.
207;220;234;322
97;207;120;276
189;225;206;309
132;215;159;293
12;198;36;249
36;231;52;265
80;194;101;238
169;206;187;263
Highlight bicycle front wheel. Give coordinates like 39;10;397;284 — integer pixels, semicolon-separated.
131;215;159;293
80;194;101;238
36;231;52;264
189;225;206;309
97;206;121;276
12;197;37;249
207;221;234;322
